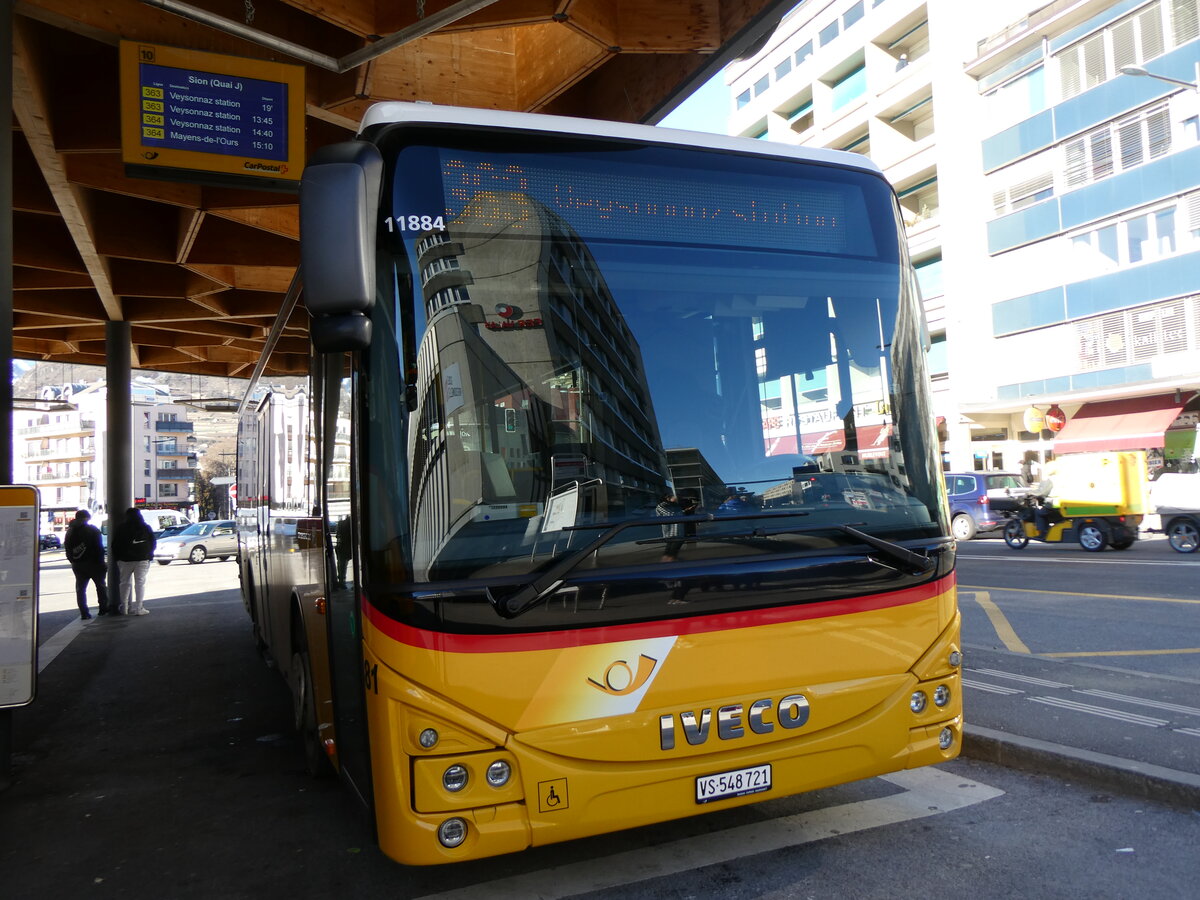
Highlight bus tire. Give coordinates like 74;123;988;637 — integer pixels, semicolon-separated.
291;618;334;778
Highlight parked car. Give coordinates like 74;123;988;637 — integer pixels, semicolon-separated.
157;523;190;540
98;510;194;547
40;533;62;551
944;472;1035;541
153;520;238;565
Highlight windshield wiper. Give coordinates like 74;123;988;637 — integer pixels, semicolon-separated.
703;520;937;575
487;509;810;618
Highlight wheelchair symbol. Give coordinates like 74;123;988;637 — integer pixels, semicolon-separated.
538;778;569;813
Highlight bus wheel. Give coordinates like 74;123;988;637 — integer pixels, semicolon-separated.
1002;519;1028;549
1077;522;1109;552
291;626;334;778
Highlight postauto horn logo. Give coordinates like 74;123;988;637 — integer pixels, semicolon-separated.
587;654;659;696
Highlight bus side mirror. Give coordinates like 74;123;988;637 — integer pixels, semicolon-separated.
300;141;383;351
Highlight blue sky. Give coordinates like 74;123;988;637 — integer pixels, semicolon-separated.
658;70;728;134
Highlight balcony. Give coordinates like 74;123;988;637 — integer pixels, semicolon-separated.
155;420;193;432
156;468;196;480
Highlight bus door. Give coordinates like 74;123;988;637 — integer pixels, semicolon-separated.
321;355;373;806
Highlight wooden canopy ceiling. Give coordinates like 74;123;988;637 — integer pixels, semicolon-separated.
11;0;789;376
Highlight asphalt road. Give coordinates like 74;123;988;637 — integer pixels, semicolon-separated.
3;546;1198;898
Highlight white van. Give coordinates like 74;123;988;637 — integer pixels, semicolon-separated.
97;509;194;545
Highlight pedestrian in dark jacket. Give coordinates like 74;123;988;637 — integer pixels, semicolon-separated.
112;507;157;616
64;509;108;619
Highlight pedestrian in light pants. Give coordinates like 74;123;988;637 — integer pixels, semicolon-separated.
118;558;153;615
112;508;157;616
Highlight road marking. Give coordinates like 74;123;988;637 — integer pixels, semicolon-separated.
1028;696;1168;727
1175;728;1200;738
961;584;1200;605
957;556;1200;567
38;619;85;673
414;768;1004;900
1045;648;1200;658
967;591;1031;654
968;668;1071;689
961;678;1024;695
1074;689;1200;717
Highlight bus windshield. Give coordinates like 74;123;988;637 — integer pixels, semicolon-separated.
366;129;944;587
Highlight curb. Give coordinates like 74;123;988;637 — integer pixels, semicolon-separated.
962;724;1200;809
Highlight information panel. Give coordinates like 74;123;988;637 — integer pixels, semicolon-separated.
0;487;39;709
120;42;305;189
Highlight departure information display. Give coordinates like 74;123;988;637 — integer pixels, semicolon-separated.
136;62;288;161
119;42;304;187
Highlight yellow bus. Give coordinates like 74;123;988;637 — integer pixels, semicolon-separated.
236;103;960;866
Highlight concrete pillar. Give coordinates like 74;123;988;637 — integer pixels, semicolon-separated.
106;322;132;608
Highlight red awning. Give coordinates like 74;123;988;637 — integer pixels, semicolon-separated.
1052;395;1183;454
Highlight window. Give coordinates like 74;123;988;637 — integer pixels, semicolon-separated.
831;64;866;111
993;171;1054;214
1055;1;1189;101
753;74;770;96
984;65;1046;125
914;255;943;298
794;41;813;66
1063;102;1170;190
736;89;751;109
927;332;948;375
1070;199;1188;269
819;21;839;46
843;2;864;29
160;484;178;498
783;95;814;133
774;57;792;80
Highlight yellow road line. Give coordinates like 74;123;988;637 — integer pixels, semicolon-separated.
960;585;1200;605
967;590;1031;654
1043;648;1200;658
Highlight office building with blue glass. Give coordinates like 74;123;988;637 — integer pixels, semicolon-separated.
727;0;1200;474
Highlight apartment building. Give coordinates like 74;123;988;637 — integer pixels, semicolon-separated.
16;377;197;534
727;0;1200;475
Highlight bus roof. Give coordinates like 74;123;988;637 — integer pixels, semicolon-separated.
358;102;885;177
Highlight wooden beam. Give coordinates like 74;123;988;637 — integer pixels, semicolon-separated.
109;258;227;298
12;212;87;272
63;153;204;208
11;16;123;320
13;289;107;321
206;206;300;240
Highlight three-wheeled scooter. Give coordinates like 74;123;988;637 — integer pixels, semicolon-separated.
1002;451;1146;553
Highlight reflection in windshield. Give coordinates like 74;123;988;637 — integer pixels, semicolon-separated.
378;139;941;582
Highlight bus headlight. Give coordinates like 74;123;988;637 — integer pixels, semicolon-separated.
933;685;951;707
939;727;954;750
438;817;468;848
910;691;928;713
419;728;439;749
443;764;468;792
948;650;963;667
486;760;511;788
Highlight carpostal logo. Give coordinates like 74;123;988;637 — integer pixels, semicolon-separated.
244;162;288;174
587;654;659;696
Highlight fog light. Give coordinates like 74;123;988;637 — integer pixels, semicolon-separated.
939;727;954;750
933;685;951;707
419;728;439;749
486;759;511;788
438;817;468;848
910;691;928;713
948;650;962;667
443;764;468;792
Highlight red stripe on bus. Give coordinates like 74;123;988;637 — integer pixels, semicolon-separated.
362;573;954;653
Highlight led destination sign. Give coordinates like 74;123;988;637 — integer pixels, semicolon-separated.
120;42;304;188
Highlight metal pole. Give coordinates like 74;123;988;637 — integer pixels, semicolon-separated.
106;323;132;610
1;0;16;792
